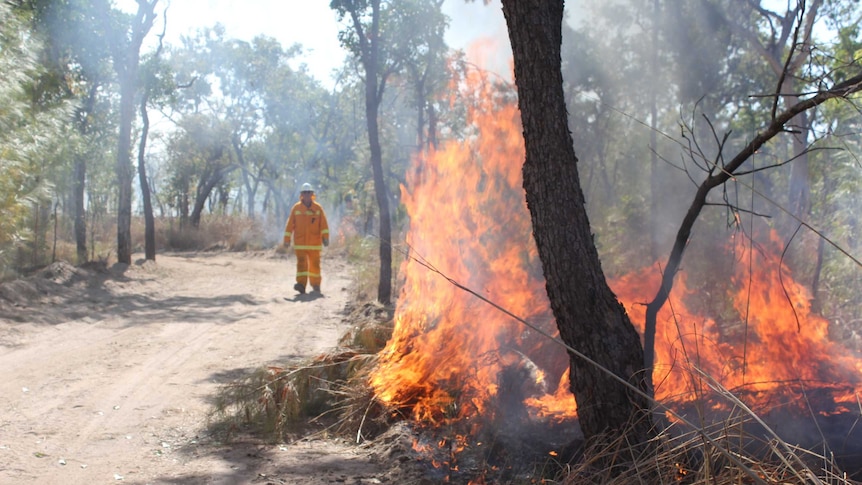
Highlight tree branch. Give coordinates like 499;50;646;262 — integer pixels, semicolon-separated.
642;70;862;371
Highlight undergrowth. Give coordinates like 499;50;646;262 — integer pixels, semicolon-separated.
205;230;862;484
210;300;394;443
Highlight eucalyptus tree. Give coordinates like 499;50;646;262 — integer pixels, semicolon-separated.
561;2;683;270
331;0;451;305
397;0;449;150
718;0;827;223
798;22;862;318
203;34;274;220
254;41;336;220
160;27;248;224
164;113;235;228
138;24;172;261
95;0;158;265
639;0;862;371
500;0;862;460
164;27;331;224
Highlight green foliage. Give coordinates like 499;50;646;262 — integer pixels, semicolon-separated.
0;3;76;274
163;27;342;224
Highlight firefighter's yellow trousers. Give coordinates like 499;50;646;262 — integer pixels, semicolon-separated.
294;249;322;288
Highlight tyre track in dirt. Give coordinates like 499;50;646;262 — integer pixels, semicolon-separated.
0;251;378;485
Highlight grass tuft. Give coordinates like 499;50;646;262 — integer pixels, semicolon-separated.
210;299;394;443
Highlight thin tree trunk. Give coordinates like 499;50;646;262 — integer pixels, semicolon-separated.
501;0;654;448
427;103;438;149
349;0;392;305
138;86;156;261
116;74;135;264
73;155;87;264
810;168;835;312
108;0;157;264
367;81;392;304
234;140;256;220
73;83;98;265
787;106;811;218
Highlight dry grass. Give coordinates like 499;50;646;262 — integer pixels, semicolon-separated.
210;300;395;443
11;215;273;277
203;227;861;483
161;215;271;252
209;228;403;445
556;416;859;484
550;363;862;484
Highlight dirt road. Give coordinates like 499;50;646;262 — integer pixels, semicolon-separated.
0;251;384;485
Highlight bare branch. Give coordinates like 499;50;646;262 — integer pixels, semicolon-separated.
642;71;862;371
703;201;772;219
772;3;805;119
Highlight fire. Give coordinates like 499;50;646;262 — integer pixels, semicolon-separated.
368;56;862;440
368;67;572;428
612;230;862;413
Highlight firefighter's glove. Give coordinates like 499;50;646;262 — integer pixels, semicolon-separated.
323;238;329;247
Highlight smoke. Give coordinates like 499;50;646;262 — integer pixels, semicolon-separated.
442;0;511;81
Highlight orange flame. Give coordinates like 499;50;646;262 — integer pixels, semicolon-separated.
369;68;573;427
369;60;862;435
613;230;862;412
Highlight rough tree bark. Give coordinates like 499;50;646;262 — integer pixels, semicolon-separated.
500;0;654;448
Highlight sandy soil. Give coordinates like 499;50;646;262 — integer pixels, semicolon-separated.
0;250;389;485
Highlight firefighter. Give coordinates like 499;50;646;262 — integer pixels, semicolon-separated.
283;183;329;294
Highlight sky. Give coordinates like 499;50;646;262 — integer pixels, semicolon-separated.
121;0;512;89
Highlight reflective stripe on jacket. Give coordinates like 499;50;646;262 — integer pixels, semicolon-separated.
284;200;329;250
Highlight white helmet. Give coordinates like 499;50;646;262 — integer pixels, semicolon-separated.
300;183;314;193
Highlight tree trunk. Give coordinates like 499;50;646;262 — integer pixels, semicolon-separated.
190;177;219;228
427;103;438;149
810;168;835;312
501;0;654;447
138;86;156;261
234;140;256;220
116;70;135;265
73;156;87;264
351;0;392;305
179;188;190;227
787;104;811;218
190;164;234;228
73;83;99;265
367;75;393;306
108;0;158;265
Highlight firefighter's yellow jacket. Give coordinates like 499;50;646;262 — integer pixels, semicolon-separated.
284;200;329;250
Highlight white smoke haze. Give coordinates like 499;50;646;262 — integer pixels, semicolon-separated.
29;0;857;478
107;0;859;337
